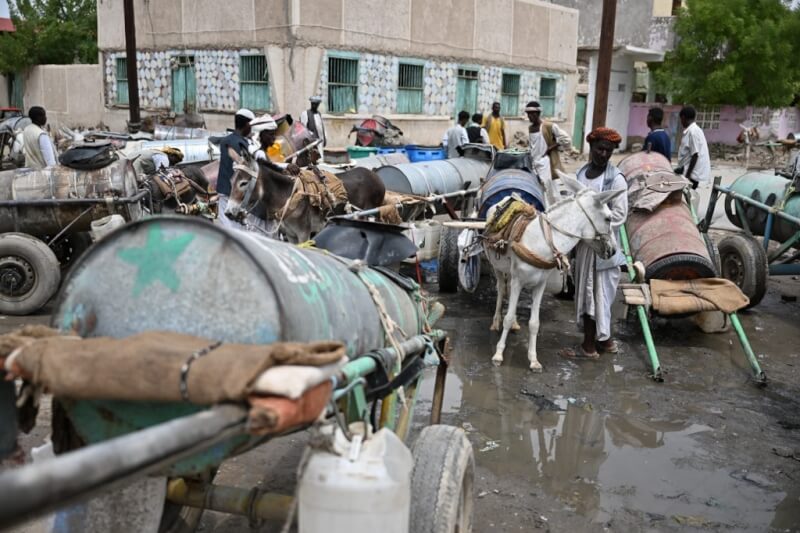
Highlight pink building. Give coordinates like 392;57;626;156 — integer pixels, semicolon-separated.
627;103;800;154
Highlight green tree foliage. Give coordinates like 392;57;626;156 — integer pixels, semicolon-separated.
658;0;800;107
0;0;98;74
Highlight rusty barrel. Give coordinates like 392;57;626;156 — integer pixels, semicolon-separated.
477;169;546;218
619;152;715;280
0;159;142;236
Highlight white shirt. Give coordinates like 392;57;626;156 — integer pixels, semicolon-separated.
151;152;169;171
38;134;57;167
678;122;711;183
442;125;469;159
299;110;326;145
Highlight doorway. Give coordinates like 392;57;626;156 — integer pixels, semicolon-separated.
171;55;196;114
573;94;587;152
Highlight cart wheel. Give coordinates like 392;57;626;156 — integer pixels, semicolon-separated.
411;425;474;533
703;234;722;276
718;234;768;308
438;227;460;293
0;233;61;315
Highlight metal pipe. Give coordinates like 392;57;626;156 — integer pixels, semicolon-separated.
0;189;149;207
335;188;480;220
619;224;663;381
338;332;445;386
123;0;141;132
429;357;448;425
287;139;322;163
728;313;767;385
165;478;292;523
0;405;248;530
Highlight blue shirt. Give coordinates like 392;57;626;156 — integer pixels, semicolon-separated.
216;131;250;196
644;129;671;162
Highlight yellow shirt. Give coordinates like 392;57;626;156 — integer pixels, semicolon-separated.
482;115;506;150
267;143;284;163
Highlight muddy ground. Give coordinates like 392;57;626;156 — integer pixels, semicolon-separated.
4;160;800;532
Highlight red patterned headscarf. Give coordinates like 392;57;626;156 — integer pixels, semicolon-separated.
586;127;622;146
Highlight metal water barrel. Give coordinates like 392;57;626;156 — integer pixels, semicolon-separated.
477;169;546;218
53;216;435;355
627;199;715;280
0;159;142;236
139;139;220;163
375;159;489;196
618;151;672;176
787;132;800;142
725;172;800;242
354;153;410;170
153;125;213;140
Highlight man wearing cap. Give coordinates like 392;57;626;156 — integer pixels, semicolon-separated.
300;96;326;157
526;101;571;176
217;108;254;228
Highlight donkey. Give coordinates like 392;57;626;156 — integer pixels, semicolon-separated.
223;150;386;242
485;175;625;372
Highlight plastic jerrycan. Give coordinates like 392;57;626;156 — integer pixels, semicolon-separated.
299;424;413;533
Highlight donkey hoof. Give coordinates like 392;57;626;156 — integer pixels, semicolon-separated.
511;321;521;331
529;362;543;373
490;322;500;332
491;354;504;366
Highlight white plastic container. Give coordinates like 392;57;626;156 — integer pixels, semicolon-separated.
298;426;413;533
90;214;125;242
403;219;442;263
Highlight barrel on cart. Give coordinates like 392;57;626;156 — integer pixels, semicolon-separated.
0;159;144;315
618;152;718;280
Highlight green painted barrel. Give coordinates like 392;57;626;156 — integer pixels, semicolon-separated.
52;216;441;476
726;172;800;242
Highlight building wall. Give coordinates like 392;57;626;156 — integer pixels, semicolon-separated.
549;0;653;49
23;65;105;128
626;103;800;149
97;0;578;73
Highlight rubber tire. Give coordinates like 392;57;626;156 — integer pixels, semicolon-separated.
645;253;717;281
438;227;460;293
703;234;722;276
410;425;475;533
53;232;93;273
0;233;61;315
718;234;769;308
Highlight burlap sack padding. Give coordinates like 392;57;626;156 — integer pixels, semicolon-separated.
247;381;332;435
650;278;750;315
287;169;348;213
10;330;345;405
152;172;193;199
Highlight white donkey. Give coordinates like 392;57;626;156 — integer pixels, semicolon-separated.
485;176;624;372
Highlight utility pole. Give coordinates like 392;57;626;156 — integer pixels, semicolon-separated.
592;0;617;129
123;0;141;133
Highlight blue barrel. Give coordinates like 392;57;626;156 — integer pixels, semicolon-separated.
477;169;546;219
375;159;489;196
52;216;442;476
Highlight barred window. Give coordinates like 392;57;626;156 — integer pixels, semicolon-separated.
116;57;128;105
539;78;557;117
240;55;270;111
501;73;520;116
397;62;423;114
328;56;359;113
697;106;721;130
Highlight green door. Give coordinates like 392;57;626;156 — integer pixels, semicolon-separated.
172;56;196;114
9;73;23;110
573;94;587;151
455;68;479;117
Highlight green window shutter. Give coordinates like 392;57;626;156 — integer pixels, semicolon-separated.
328;56;359;113
116;58;129;106
539;78;557;117
500;73;520;116
172;56;196;113
455;68;478;117
240;55;270;111
397;62;423;114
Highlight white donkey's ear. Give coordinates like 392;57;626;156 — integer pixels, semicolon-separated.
228;146;243;165
594;188;625;204
558;171;584;194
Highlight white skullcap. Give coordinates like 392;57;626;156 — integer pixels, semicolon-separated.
309;96;322;103
250;114;277;133
235;108;256;121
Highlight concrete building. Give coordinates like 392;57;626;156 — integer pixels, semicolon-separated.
89;0;580;146
549;0;681;151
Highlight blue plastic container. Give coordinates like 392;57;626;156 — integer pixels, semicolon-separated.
377;146;407;156
406;145;446;163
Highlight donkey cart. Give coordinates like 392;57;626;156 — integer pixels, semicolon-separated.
0;217;473;533
0;159;146;315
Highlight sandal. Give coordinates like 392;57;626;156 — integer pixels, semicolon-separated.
598;339;619;354
559;345;600;360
